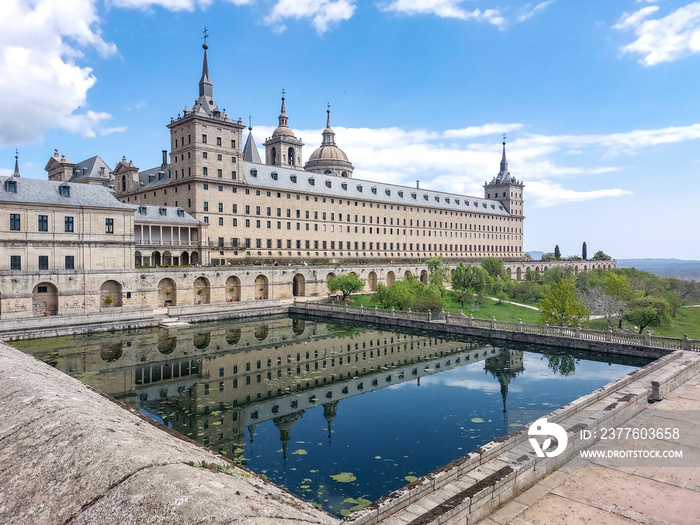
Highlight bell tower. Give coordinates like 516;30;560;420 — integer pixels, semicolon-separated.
484;135;524;217
264;91;304;168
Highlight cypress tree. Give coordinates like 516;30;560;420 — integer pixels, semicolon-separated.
582;242;588;260
554;244;561;260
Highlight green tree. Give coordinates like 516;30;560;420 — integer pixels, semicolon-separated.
463;265;490;293
451;262;468;291
582;242;588;261
327;274;365;301
623;297;671;334
413;285;445;315
539;280;589;327
481;257;506;280
426;256;447;293
542;266;575;285
554;245;561;260
592;250;611;261
541;252;556;262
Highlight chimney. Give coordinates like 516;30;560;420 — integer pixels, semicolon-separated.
162;150;168;167
416;180;420;189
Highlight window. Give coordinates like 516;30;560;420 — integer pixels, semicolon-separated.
138;206;147;215
218;217;224;225
250;169;257;177
203;152;208;159
9;213;20;231
105;218;114;234
159;207;167;216
218;203;223;213
65;255;75;270
203;167;208;176
204;202;209;211
177;209;185;217
64;216;74;232
38;215;48;231
5;180;17;193
231;139;236;148
216;137;222;146
202;134;207;143
38;256;48;270
10;255;21;270
59;184;71;197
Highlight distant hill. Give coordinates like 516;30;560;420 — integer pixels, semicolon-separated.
617;259;700;281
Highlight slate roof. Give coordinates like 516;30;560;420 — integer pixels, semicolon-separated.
240;162;511;216
133;204;201;225
243;131;262;163
71;155;112;183
0;176;134;210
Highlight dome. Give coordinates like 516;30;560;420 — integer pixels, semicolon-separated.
303;107;354;177
273;125;296;138
308;143;349;162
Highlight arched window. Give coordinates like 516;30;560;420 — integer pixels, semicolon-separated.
121;175;126;192
288;147;295;166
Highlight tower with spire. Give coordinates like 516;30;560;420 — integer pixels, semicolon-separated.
484;135;524;217
263;92;304;168
304;105;354;177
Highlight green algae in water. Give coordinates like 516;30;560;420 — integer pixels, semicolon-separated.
330;472;356;483
292;449;307;455
374;456;381;460
341;497;372;516
471;417;484;423
404;475;418;483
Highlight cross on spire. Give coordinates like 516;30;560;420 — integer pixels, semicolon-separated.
203;26;209;45
281;88;285;99
502;132;507;145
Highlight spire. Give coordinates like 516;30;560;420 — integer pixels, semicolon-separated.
12;149;20;178
243;128;262;163
322;104;336;145
198;31;213;98
278;89;289;128
499;133;509;176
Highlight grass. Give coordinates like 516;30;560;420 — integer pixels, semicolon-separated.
584;307;700;339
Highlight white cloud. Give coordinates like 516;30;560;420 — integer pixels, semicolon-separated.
264;0;356;34
0;0;119;146
106;0;217;10
615;2;700;65
517;0;555;23
526;181;632;208
444;123;523;139
382;0;505;28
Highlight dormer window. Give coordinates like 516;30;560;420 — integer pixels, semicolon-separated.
5;180;17;193
59;184;71;197
371;187;377;194
177;208;185;217
398;191;403;198
250;169;258;177
308;177;315;186
411;192;417;199
325;180;332;188
482;203;487;208
159;207;167;216
356;184;363;192
434;196;440;202
455;198;460;204
491;204;496;209
341;182;348;190
290;175;297;183
423;194;429;201
385;189;391;196
465;201;470;206
271;172;278;180
138;206;147;215
445;197;450;203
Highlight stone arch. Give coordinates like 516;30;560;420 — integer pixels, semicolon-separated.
255;275;269;300
350;271;357;278
254;325;269;341
326;272;336;281
191;251;200;265
535;266;541;275
288;147;295;166
100;342;122;362
583;265;588;272
163;251;173;266
420;270;428;285
33;282;58;316
158;334;177;355
516;267;522;281
181;251;190;266
293;273;305;297
226;276;241;302
404;270;412;280
574;265;579;275
100;280;122;308
368;271;378;291
387;271;395;286
135;251;142;266
506;268;512;280
153;251;162;266
193;332;210;350
158;278;176;306
193;276;210;304
292;318;305;336
225;328;241;345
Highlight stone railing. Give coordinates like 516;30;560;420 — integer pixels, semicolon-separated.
294;300;700;352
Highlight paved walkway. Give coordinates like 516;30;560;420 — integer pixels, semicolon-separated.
477;374;700;525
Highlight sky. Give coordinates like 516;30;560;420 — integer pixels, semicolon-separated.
1;0;699;260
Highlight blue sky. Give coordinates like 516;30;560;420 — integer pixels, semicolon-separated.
1;0;699;259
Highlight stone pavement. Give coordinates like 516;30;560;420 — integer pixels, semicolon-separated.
477;373;700;525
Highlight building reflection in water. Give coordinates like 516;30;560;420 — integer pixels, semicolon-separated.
26;315;530;464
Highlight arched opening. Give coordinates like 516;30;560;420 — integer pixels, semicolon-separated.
516;267;522;281
288;147;295;166
341;171;348;178
153;251;162;266
574;265;579;275
293;273;305;297
386;271;395;286
255;275;269;300
225;329;241;345
194;276;210;304
506;268;512;280
182;251;190;266
158;278;176;306
226;276;241;302
271;147;277;164
163;251;172;266
135;251;142;266
121;175;126;192
420;270;428;285
191;251;200;265
33;282;58;316
404;270;412;280
368;271;377;291
193;332;210;350
292;318;305;336
158;334;177;355
100;343;123;362
535;266;541;275
254;325;269;341
100;280;122;308
583;265;588;272
326;272;336;281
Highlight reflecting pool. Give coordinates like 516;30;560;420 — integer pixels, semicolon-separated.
13;315;651;517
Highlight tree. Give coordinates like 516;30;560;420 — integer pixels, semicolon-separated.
542;266;574;286
327;274;365;301
539;280;589;327
451;262;468;292
623;297;671;334
481;257;506;280
580;286;624;329
582;242;588;261
554;245;561;260
592;250;611;261
541;252;556;262
426;256;447;293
